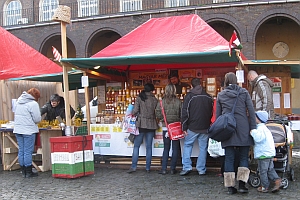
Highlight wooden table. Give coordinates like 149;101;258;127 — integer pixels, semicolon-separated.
0;128;62;172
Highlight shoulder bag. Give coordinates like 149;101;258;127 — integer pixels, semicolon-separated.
160;100;184;140
207;90;240;142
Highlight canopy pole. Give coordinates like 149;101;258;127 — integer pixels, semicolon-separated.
52;5;72;127
61;22;71;126
236;50;244;87
83;71;91;135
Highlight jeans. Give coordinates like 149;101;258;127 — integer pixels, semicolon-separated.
258;158;280;188
131;128;155;170
224;146;249;172
161;130;180;171
182;129;208;173
15;133;36;167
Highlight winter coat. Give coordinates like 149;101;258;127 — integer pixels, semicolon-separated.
181;85;213;132
250;74;274;119
40;96;75;121
216;84;256;147
155;97;182;127
13;92;41;135
133;92;159;130
250;123;276;159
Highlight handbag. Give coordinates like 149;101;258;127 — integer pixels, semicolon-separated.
207;90;240;142
128;134;135;143
160;100;184;140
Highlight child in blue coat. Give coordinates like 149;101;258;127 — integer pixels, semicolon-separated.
250;111;282;193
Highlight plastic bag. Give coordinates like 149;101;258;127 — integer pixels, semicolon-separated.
207;138;225;157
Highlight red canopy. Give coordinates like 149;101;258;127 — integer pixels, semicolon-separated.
0;27;62;80
93;14;230;57
77;14;245;71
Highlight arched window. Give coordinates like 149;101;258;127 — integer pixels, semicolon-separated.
39;0;59;22
165;0;189;7
4;0;22;26
78;0;98;17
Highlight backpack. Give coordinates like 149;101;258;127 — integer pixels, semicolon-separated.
207;90;240;142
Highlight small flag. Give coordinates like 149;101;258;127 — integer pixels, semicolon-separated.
229;30;243;57
52;46;62;62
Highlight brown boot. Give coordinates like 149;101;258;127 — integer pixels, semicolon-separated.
271;178;282;193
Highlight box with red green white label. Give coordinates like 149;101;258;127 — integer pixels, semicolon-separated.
51;150;94;178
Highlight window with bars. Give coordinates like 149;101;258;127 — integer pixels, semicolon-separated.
213;0;240;3
120;0;142;12
4;0;22;26
165;0;189;7
39;0;59;22
78;0;99;17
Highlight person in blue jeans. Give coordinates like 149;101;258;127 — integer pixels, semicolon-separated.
155;84;182;175
216;72;256;194
180;78;213;176
13;88;42;178
127;83;158;173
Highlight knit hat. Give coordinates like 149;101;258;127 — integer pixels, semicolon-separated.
255;111;268;123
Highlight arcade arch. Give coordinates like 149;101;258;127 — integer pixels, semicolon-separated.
86;30;121;57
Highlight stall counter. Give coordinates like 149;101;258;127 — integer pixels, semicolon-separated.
0;128;62;171
90;124;200;157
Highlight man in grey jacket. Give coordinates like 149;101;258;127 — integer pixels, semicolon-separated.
180;78;213;176
247;70;275;119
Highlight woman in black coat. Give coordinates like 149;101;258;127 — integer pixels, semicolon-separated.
216;72;256;195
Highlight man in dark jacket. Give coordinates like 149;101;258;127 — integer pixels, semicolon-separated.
180;78;213;176
247;70;274;119
169;71;190;94
40;94;75;135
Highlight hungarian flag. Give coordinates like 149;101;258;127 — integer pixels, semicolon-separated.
52;46;62;62
229;30;243;57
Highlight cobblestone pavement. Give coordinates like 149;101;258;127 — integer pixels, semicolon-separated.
0;150;300;200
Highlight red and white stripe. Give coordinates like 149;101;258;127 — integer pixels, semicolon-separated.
52;46;62;62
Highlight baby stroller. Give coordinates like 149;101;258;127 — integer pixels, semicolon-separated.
248;120;295;189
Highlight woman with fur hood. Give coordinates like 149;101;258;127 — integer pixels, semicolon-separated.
216;72;256;194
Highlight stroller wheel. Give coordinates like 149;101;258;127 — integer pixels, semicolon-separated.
289;168;295;181
281;178;289;189
248;174;260;188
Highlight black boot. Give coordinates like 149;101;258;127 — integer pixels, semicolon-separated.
238;180;248;193
228;187;237;194
25;165;38;178
20;166;26;178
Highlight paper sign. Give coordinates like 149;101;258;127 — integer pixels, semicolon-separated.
236;70;244;83
273;93;280;108
284;93;291;108
81;76;89;87
12;99;17;112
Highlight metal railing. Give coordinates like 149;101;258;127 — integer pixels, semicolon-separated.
0;0;291;27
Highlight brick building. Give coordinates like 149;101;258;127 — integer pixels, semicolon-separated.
1;0;300;113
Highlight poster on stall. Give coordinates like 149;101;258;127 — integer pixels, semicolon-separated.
270;77;282;93
129;71;169;88
90;124;166;156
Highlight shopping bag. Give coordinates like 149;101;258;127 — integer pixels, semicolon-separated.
126;116;137;134
207;138;225;157
168;122;184;140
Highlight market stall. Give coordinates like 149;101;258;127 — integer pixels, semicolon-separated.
61;14;244;157
0;25;64;171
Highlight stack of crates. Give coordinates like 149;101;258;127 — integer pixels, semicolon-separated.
50;135;94;178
